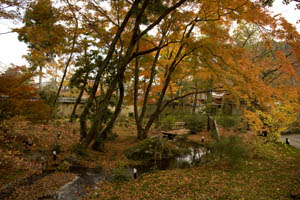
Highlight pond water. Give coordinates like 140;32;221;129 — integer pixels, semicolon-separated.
131;146;206;174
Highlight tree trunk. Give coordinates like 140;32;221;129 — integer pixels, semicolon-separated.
79;0;188;146
90;77;124;151
48;28;77;122
79;1;137;141
192;88;198;113
70;71;89;122
69;86;85;122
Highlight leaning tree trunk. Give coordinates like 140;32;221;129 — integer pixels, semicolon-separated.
79;2;137;141
69;86;85;122
69;72;89;122
135;23;196;139
80;0;188;145
91;78;124;151
48;28;77;122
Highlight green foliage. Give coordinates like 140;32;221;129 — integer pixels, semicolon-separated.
107;131;118;141
160;111;206;132
72;129;77;135
69;50;102;91
71;143;88;157
211;130;219;140
216;115;241;129
109;168;131;182
161;115;176;130
38;83;57;106
57;160;71;172
209;136;249;168
55;120;61;127
88;96;114;123
183;113;207;133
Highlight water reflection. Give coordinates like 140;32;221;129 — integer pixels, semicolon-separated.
131;146;206;174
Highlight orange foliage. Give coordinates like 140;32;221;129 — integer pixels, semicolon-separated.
0;66;50;121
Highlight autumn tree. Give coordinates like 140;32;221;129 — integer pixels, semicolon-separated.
69;47;102;122
74;0;189;151
0;66;50;121
131;0;281;139
26;0;300;150
224;17;300;138
15;0;66;88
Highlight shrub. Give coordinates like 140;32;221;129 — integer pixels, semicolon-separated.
161;115;176;130
209;135;249;168
57;160;71;172
107;131;118;141
38;86;57;106
109;168;131;182
0;66;50;122
71;143;88;157
216;115;241;129
211;130;219;140
183;113;207;133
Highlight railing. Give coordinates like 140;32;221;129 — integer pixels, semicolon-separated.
0;96;86;104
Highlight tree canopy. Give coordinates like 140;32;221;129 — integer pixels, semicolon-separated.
11;0;300;150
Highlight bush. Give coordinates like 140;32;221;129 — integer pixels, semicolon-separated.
71;143;88;157
0;67;51;122
39;86;57;106
107;131;118;141
160;112;207;132
161;115;176;130
57;160;72;172
211;130;219;140
209;135;249;168
109;168;131;182
183;113;207;133
216;115;241;129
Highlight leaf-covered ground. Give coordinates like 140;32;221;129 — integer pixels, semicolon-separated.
86;140;300;200
1;118;300;200
0;118;146;199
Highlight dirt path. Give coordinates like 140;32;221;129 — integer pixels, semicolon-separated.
281;134;300;149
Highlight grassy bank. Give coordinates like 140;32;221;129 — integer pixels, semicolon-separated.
87;139;300;200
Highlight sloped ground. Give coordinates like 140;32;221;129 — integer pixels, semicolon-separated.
1;118;300;200
0;117;150;199
0;118;81;199
86;139;300;200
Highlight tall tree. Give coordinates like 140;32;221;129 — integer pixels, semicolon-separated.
15;0;66;88
76;0;189;151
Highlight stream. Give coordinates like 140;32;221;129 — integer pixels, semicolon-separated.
53;167;104;200
53;144;206;200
